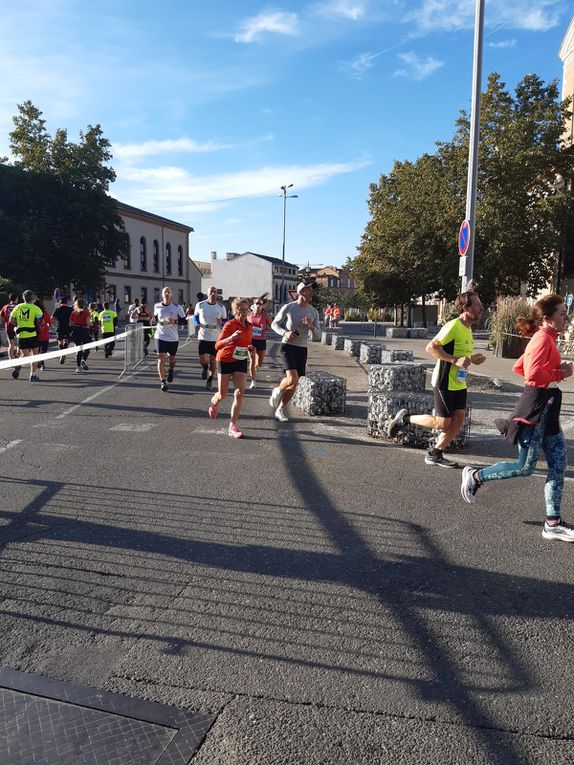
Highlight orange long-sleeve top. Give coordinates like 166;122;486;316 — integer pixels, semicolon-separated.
215;318;252;363
513;326;564;388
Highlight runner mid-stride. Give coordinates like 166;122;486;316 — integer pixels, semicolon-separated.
154;286;185;392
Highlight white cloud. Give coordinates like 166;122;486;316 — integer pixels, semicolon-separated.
342;52;379;79
112;159;371;217
405;0;562;34
488;38;517;48
234;10;299;43
394;51;444;80
114;138;235;161
314;0;367;20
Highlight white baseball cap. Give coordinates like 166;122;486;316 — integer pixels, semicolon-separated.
296;281;314;293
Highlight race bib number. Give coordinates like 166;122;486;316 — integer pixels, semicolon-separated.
457;368;467;383
205;323;217;329
252;326;263;337
233;346;249;360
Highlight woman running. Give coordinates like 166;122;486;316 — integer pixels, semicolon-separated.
208;298;253;439
69;298;93;373
460;294;574;542
35;300;52;370
247;298;272;389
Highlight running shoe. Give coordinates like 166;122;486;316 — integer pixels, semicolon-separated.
81;359;89;370
424;452;458;468
249;380;256;389
11;366;20;379
208;402;218;419
275;406;288;423
29;374;39;382
167;368;174;383
161;379;168;392
269;387;282;409
75;367;82;374
59;355;66;365
542;520;574;542
386;408;408;438
206;376;213;391
460;465;479;504
201;366;208;380
229;423;244;439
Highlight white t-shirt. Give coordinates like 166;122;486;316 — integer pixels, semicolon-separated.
194;300;227;342
154;302;185;342
128;303;139;323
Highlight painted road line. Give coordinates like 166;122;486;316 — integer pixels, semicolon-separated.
0;440;23;455
55;383;121;420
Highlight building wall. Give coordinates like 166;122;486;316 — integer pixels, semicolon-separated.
202;254;272;300
104;211;192;308
560;18;574;147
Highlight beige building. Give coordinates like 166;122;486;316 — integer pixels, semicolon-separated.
305;265;358;297
559;16;574;147
101;201;199;309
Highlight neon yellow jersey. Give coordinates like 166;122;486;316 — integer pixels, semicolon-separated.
99;309;117;334
430;318;473;392
90;310;99;324
11;302;43;339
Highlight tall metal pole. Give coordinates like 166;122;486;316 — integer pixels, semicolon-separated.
280;185;289;304
462;0;485;293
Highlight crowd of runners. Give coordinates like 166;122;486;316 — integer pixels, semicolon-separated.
2;281;574;543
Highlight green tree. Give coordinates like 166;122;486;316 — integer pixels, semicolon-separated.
0;101;126;295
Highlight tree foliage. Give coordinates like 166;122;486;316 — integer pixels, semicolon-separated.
354;72;574;307
0;101;126;295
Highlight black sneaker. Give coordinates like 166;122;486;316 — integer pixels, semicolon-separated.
59;355;66;365
201;366;208;380
386;408;408;438
161;380;168;392
206;376;213;391
167;368;174;383
81;359;89;370
425;452;459;468
11;366;20;379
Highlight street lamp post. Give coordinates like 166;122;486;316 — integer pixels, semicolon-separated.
280;184;298;304
462;0;485;292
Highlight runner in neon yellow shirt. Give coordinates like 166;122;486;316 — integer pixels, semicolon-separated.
98;302;118;358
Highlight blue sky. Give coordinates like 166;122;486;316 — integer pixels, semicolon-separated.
1;1;571;269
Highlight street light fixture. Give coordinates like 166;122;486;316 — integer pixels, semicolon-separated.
280;184;298;305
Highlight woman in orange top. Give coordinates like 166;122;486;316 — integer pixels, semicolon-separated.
208;297;253;439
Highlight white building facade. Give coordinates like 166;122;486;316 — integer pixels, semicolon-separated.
102;201;199;309
200;251;299;311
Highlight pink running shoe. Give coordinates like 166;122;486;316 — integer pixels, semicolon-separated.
228;423;244;439
208;402;218;419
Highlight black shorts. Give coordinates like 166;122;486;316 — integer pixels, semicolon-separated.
280;344;308;377
18;336;39;350
218;359;248;375
252;338;266;352
198;340;217;357
57;328;70;341
434;387;468;418
156;339;179;356
6;326;15;340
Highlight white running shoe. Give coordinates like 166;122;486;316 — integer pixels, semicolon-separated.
75;367;82;374
249;380;256;389
81;359;89;370
269;387;282;409
275;406;288;423
542;520;574;542
460;465;479;504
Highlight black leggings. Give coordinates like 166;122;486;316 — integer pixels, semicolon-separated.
76;348;90;365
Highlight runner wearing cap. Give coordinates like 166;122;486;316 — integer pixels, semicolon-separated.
194;286;227;391
247;297;272;389
269;282;321;422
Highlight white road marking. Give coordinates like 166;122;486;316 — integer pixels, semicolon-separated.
0;440;23;454
55;383;120;420
109;423;157;432
192;427;229;435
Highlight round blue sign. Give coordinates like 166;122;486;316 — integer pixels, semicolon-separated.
458;220;471;256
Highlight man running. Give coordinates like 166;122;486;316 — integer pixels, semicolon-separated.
99;302;118;357
194;286;227;391
154;286;185;391
0;293;20;362
52;297;73;364
269;282;321;422
386;290;486;467
11;290;43;381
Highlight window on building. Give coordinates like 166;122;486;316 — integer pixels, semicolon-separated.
165;242;172;275
177;245;183;276
140;237;147;271
124;286;132;304
141;287;148;304
153;288;160;304
178;289;184;305
124;235;131;269
153;240;159;273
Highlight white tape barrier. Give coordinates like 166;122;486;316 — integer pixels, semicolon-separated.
0;330;129;371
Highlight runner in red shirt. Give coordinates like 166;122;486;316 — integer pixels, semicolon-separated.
0;293;20;360
208;298;253;438
35;301;53;370
69;298;93;373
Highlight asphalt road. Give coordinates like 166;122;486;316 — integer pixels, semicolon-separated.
1;336;573;764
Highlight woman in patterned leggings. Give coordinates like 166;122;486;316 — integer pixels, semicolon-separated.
460;294;574;543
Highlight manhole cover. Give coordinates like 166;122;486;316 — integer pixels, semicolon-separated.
0;669;215;764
